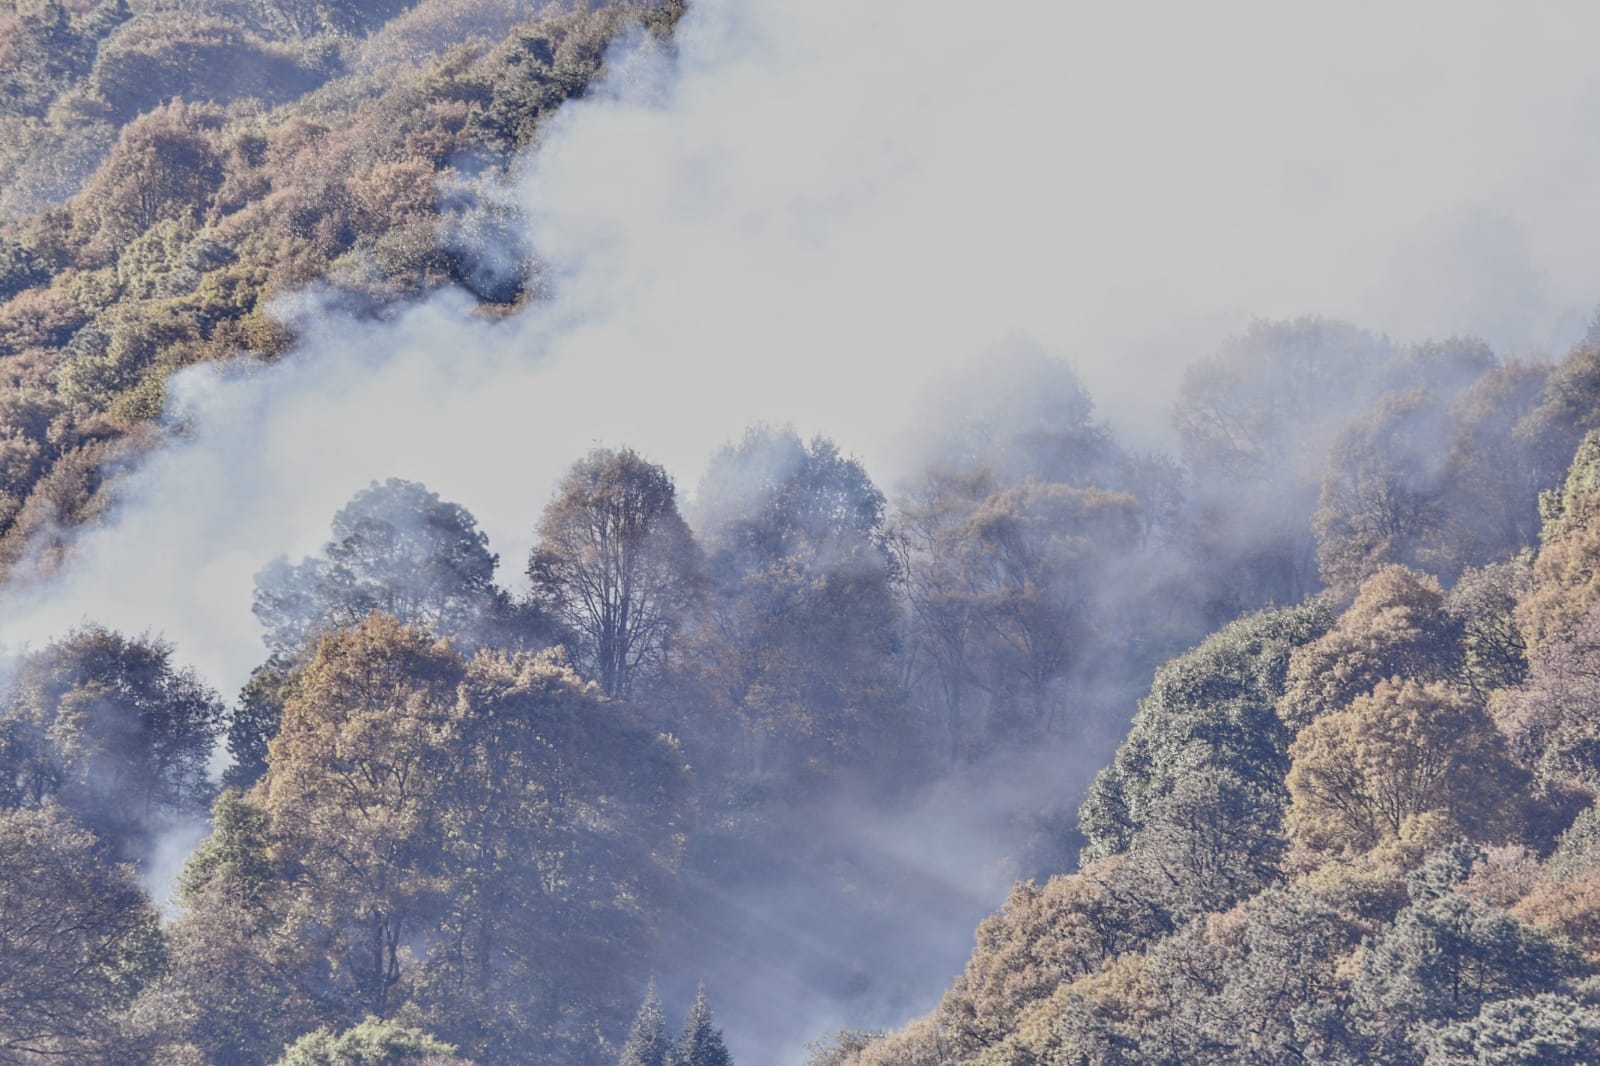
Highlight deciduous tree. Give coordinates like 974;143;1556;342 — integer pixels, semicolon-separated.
899;471;1140;758
1286;679;1525;858
1175;317;1397;612
254;478;507;657
528;448;701;699
272;1016;469;1066
253;615;688;1064
1496;600;1600;792
1279;565;1462;732
262;615;465;1019
77;100;226;254
0;624;224;857
686;428;904;782
1315;390;1453;590
1437;363;1551;572
0;806;163;1061
409;649;688;1062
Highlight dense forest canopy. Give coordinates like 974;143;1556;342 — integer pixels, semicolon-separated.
5;1;1600;1064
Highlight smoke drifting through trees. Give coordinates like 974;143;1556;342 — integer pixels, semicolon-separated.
7;1;1600;690
4;0;1600;1063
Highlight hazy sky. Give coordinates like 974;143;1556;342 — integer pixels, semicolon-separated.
4;0;1600;696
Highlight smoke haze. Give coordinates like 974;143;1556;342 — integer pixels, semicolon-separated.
5;0;1600;1059
6;0;1600;685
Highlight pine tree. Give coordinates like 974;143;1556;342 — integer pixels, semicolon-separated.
670;984;733;1066
619;982;670;1066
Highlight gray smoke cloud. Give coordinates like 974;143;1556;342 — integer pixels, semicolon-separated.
5;0;1600;685
4;0;1600;1056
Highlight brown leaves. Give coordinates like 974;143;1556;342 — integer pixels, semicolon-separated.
1279;565;1460;732
1286;679;1525;860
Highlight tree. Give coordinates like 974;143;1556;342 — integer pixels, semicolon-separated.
0;237;48;300
693;427;892;571
243;479;531;791
1436;363;1551;573
899;471;1142;759
1315;389;1453;590
1130;885;1362;1064
146;879;316;1065
1496;600;1600;791
528;448;701;699
54;292;204;413
911;340;1120;487
262;616;466;1020
1513;344;1600;498
77;99;226;254
1351;892;1588;1064
1446;559;1531;700
254;616;688;1064
669;986;732;1066
1080;600;1331;860
1383;337;1498;400
254;478;506;657
407;649;689;1063
0;0;118;119
1175;317;1398;612
0;806;163;1061
929;861;1166;1060
273;1017;469;1066
1510;872;1600;965
0;624;225;857
896;468;991;763
1418;994;1600;1066
803;1030;883;1066
1286;679;1525;858
619;984;670;1066
84;13;334;124
1174;314;1397;480
1278;565;1462;731
179;790;275;907
1535;427;1600;546
962;481;1140;733
1516;429;1600;654
471;28;609;154
685;428;905;782
223;652;300;790
1122;765;1286;923
145;790;320;1066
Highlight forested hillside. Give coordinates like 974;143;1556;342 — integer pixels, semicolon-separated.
0;0;677;579
817;343;1600;1063
4;1;1600;1065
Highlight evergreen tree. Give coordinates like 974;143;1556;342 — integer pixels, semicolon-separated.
619;982;670;1066
670;985;732;1066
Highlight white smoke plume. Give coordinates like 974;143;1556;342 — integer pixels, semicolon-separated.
5;0;1600;686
